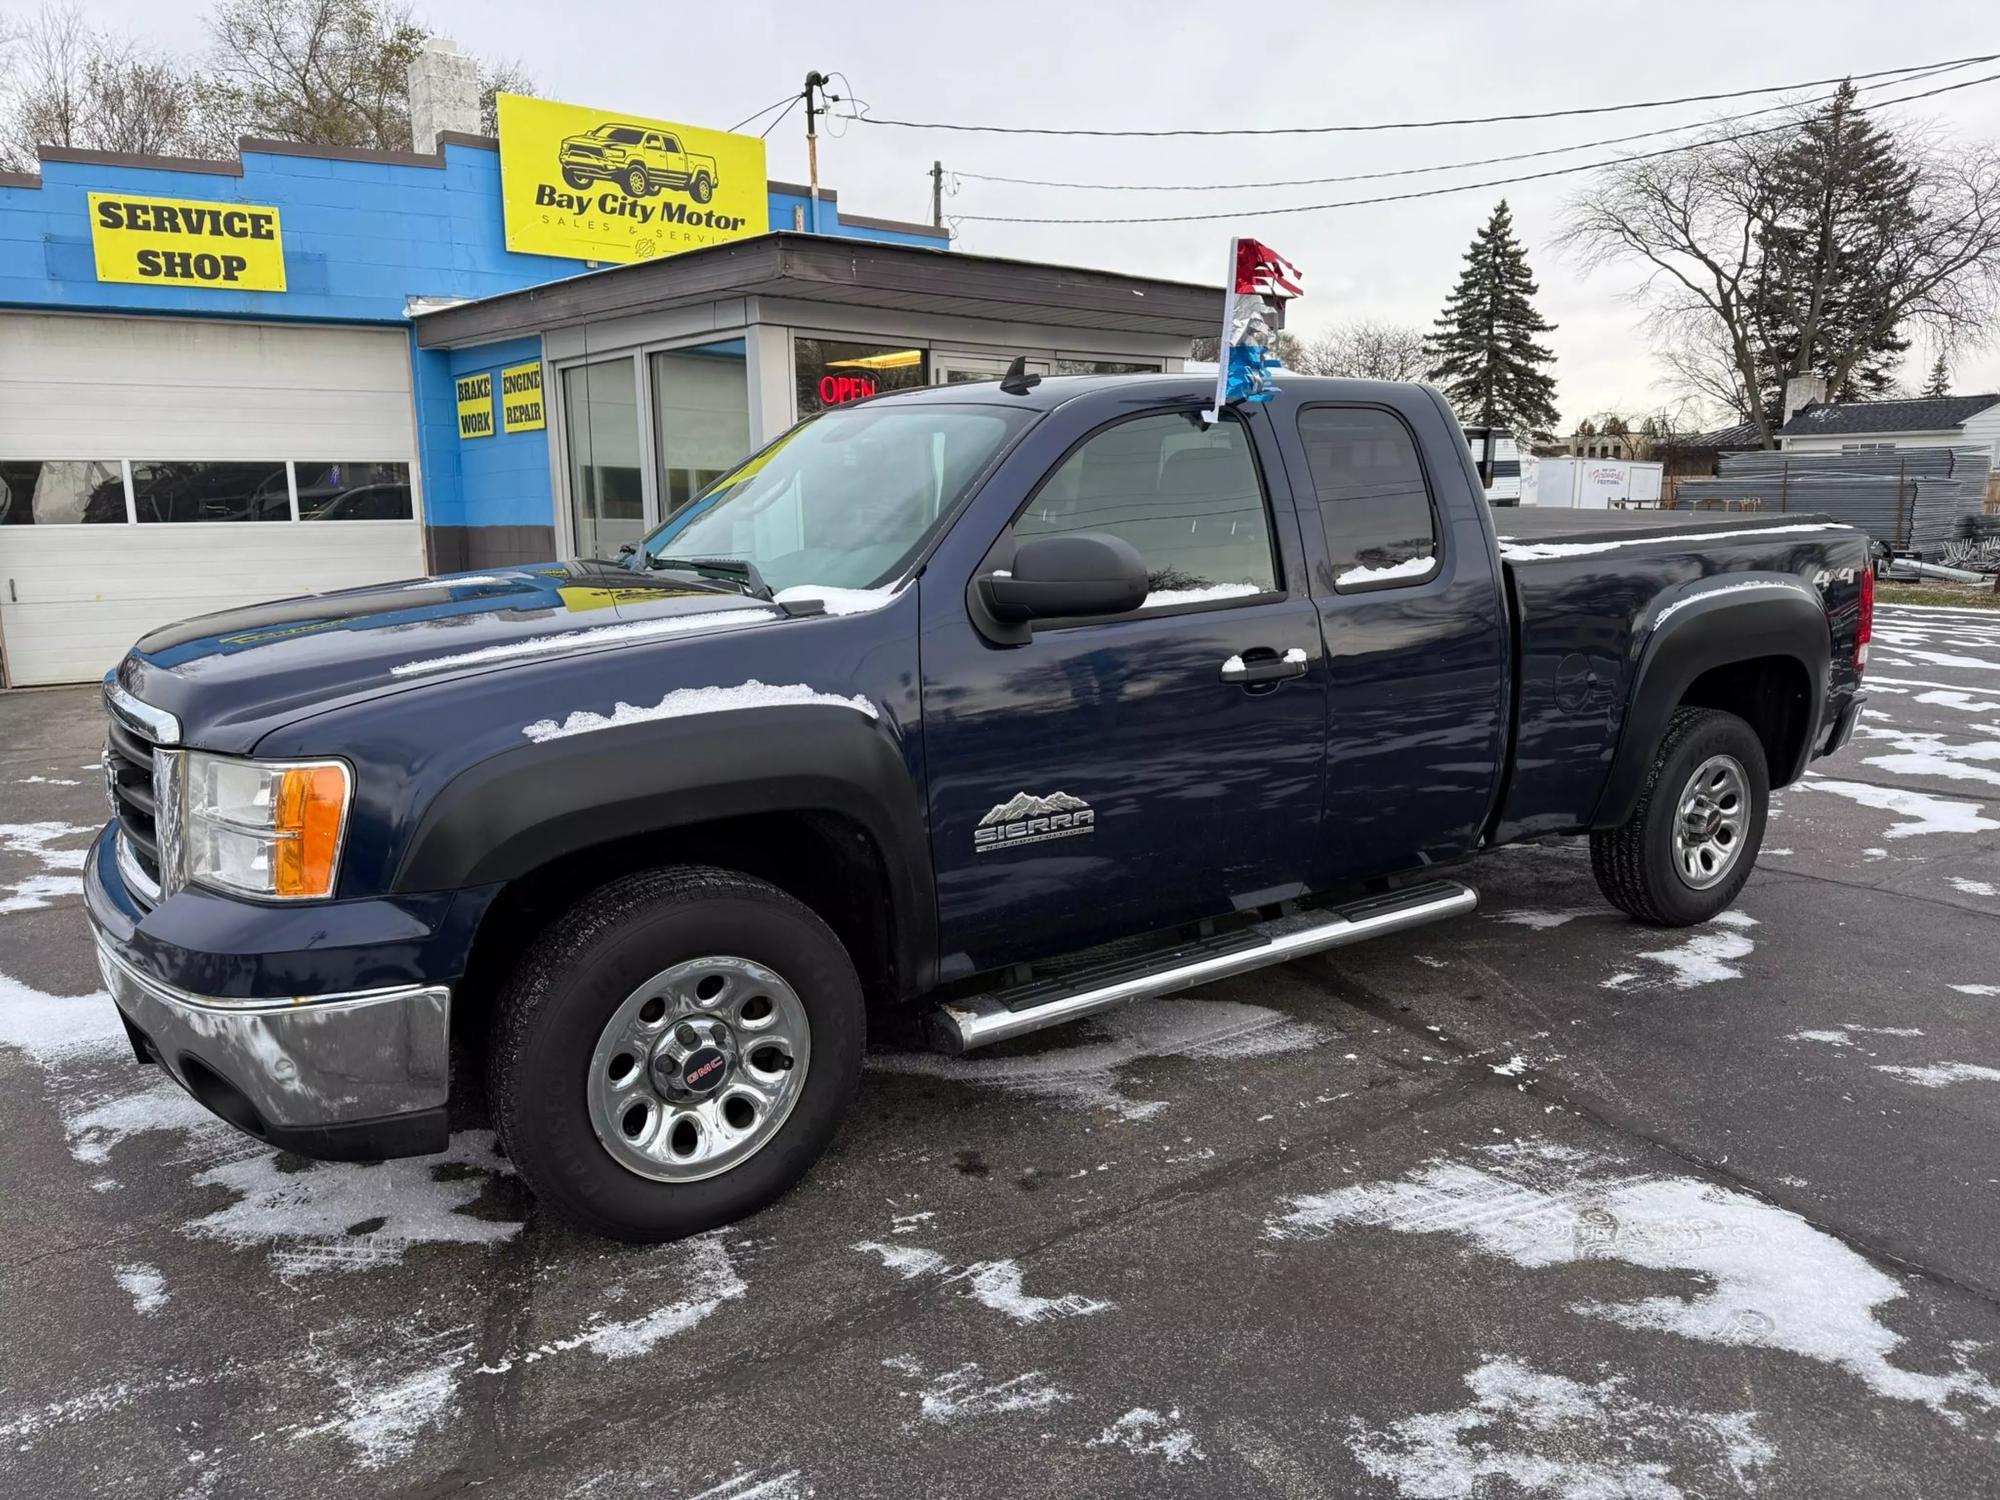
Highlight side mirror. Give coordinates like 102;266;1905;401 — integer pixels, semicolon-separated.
977;531;1149;625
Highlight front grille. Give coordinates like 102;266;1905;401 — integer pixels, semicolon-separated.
105;715;161;895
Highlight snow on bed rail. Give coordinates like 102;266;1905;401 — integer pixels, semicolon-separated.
1497;521;1849;562
522;679;879;742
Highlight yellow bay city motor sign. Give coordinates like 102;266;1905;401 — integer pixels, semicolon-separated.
496;93;767;264
88;192;286;290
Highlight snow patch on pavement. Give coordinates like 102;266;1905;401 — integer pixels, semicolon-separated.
0;821;94;914
181;1131;520;1274
1947;876;1997;897
1488;908;1598;930
1267;1145;2000;1422
114;1263;169;1315
854;1241;1114;1324
1787;1024;1926;1049
1873;1062;2000;1089
1792;778;2000;839
1089;1407;1205;1465
1348;1357;1772;1499
1950;984;2000;997
884;1358;1075;1425
1603;913;1758;990
869;997;1323;1121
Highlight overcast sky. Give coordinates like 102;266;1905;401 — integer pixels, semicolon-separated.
72;0;2000;427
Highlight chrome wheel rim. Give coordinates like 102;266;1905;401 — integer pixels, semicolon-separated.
1673;753;1750;891
586;955;811;1183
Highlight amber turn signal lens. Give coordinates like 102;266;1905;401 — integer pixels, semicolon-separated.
273;764;348;898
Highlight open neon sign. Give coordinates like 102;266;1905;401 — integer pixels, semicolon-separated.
818;373;877;406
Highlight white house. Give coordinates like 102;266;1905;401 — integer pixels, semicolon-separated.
1778;393;2000;458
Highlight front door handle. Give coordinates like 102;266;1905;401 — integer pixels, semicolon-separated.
1220;646;1309;685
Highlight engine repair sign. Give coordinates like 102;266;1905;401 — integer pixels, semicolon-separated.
495;93;768;265
88;192;286;291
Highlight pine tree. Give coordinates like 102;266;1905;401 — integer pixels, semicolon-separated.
1425;200;1561;438
1754;80;1921;419
1921;350;1951;398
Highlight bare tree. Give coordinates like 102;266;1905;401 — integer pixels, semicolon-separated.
1564;101;2000;446
203;0;428;151
0;4;208;166
477;57;534;138
1293;318;1430;381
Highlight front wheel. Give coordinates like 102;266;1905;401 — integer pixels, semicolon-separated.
1590;707;1769;926
562;166;593;190
488;866;865;1242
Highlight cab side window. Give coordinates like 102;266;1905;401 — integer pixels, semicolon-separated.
661;134;682;154
1015;412;1277;606
1297;407;1440;591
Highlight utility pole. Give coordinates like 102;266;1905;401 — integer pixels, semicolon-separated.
930;161;944;230
803;71;828;234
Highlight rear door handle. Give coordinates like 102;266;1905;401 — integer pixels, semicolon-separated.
1220;646;1309;685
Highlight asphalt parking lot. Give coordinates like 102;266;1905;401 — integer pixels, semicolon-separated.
2;601;1997;1499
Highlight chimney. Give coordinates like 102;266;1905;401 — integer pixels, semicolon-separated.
408;38;481;152
1782;373;1829;426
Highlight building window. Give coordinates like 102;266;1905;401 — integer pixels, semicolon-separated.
652;341;752;515
1051;359;1162;376
795;338;928;416
0;460;126;524
131;461;290;523
563;359;644;560
296;461;413;521
1296;407;1439;590
1015;411;1277;604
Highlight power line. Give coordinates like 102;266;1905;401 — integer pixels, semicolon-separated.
950;61;1981;193
953;68;2000;225
859;53;1999;137
728;93;801;134
759;94;805;139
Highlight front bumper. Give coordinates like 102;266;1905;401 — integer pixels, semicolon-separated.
85;826;467;1161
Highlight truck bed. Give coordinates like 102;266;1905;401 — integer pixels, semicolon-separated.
1485;505;1864;845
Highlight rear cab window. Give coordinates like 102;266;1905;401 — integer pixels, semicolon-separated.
1014;411;1279;611
1297;406;1441;592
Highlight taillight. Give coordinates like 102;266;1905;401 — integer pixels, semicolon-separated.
1856;566;1874;675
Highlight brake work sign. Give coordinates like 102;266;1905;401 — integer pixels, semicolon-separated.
495;93;768;265
88;192;286;291
456;373;495;440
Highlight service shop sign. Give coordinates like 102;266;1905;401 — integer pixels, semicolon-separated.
495;93;767;265
87;192;286;291
456;373;495;440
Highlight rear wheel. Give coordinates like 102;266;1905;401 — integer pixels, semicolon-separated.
690;171;715;204
488;866;864;1242
1590;707;1768;926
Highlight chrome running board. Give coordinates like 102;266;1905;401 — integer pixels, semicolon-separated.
927;878;1478;1054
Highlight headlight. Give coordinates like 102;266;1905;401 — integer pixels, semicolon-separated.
183;752;351;900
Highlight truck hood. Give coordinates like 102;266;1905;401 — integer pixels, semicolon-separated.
117;560;815;751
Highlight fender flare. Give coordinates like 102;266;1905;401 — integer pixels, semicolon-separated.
391;705;937;995
1592;575;1829;830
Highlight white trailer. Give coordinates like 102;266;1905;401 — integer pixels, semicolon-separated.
1530;457;1664;509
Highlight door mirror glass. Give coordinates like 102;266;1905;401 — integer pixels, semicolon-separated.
979;531;1149;623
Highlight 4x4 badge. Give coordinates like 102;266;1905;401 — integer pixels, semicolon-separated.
973;791;1095;853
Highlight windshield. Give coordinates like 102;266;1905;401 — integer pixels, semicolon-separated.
630;403;1031;592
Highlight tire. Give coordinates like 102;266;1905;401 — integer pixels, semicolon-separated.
690;172;715;204
487;865;865;1242
562;166;592;190
1590;707;1769;927
625;163;651;198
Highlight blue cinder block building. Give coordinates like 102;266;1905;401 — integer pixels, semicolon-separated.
0;127;946;686
0;122;1210;686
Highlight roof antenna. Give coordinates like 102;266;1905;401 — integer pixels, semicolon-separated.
999;355;1041;395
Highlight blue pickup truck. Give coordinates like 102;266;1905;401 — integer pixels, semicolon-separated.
85;372;1870;1241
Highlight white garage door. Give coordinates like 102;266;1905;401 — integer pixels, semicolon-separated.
0;313;427;687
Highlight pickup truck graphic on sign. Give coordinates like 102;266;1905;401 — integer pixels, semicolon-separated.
559;123;719;203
